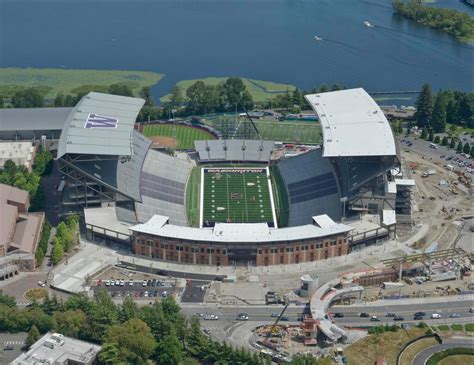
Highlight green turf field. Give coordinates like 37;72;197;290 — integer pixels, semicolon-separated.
203;117;322;144
186;167;202;227
142;124;215;149
201;168;275;227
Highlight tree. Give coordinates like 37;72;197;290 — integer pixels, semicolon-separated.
81;290;119;342
463;142;470;154
222;77;253;111
441;136;448;146
52;309;86;338
456;141;463;152
11;88;44;108
414;83;433;128
25;325;41;348
0;293;16;307
292;88;302;106
331;83;342;91
431;91;447;133
319;83;328;93
470;145;474;157
51;242;64;265
104;318;157;365
98;342;123;365
155;331;183;365
421;128;427;139
108;83;133;97
139;86;154;106
167;86;184;111
434;135;440;144
120;297;138;322
54;93;65;107
428;129;434;141
449;138;456;149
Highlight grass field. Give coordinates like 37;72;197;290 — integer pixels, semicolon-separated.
142;124;215;149
201;168;275;227
345;327;426;365
0;67;163;98
161;77;296;103
438;355;474;365
203;116;322;144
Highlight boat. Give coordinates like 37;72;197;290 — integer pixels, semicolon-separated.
364;21;374;28
314;35;323;41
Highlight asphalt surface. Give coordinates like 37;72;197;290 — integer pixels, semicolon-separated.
181;280;209;303
330;300;474;326
412;338;474;365
94;279;175;300
400;136;473;175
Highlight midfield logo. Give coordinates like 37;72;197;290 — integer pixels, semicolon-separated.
84;114;119;129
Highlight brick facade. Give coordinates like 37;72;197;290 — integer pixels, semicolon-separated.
133;233;348;267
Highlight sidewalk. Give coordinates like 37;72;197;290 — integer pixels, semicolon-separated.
340;294;474;307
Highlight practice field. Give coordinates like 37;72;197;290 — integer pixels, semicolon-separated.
142;124;215;149
201;168;276;228
203;117;321;144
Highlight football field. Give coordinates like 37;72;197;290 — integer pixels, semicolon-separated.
201;168;276;227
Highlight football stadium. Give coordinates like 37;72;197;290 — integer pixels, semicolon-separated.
50;88;406;267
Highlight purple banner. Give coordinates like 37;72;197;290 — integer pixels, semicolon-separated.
84;113;119;129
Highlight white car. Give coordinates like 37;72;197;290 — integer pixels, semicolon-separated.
204;314;219;320
142;280;147;287
431;313;442;319
37;281;46;287
128;280;134;286
144;291;149;297
120;280;125;286
110;280;115;286
105;280;110;286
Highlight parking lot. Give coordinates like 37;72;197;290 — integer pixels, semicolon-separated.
0;332;27;364
181;280;209;303
94;278;176;300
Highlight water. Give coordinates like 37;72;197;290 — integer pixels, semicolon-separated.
0;0;472;104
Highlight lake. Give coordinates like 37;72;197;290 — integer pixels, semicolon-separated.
0;0;472;103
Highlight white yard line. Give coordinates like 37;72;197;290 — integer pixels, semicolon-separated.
242;172;249;222
199;168;204;228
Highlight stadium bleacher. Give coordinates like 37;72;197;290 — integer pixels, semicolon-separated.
136;149;193;226
195;139;274;163
276;149;342;226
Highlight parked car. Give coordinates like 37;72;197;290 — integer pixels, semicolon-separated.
360;313;370;318
203;328;211;335
3;344;13;351
142;280;147;287
120;280;125;286
370;316;380;322
128;280;133;286
237;313;249;321
105;280;110;286
97;279;102;286
38;281;46;287
194;313;204;318
469;308;474;313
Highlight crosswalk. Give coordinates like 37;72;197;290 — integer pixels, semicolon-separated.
4;340;24;346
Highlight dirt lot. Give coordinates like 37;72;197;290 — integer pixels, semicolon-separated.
150;135;177;148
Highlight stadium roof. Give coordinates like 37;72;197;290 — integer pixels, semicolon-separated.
305;88;396;157
130;214;352;243
57;92;144;158
0;107;72;131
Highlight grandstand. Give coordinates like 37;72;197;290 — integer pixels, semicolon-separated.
194;139;274;163
276;149;342;226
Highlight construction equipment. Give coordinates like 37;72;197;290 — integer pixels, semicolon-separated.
266;301;290;340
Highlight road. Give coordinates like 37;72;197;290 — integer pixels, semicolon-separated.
330;299;474;326
412;338;474;365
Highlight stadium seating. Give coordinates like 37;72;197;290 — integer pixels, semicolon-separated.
276;149;342;226
135;149;193;226
195;139;274;163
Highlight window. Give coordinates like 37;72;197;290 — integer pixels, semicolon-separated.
330;240;337;246
295;255;299;264
310;244;314;249
280;256;284;264
264;257;269;266
280;248;284;253
223;249;227;255
258;249;263;254
316;243;323;249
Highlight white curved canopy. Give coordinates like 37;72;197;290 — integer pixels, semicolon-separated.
305;88;396;157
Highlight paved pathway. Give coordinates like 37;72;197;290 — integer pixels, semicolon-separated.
412;337;474;365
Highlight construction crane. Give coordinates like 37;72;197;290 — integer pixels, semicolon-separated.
266;299;290;339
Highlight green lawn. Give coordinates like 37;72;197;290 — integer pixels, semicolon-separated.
186;167;202;227
203;116;322;144
0;67;163;98
465;323;474;332
201;168;274;226
142;124;215;149
161;77;296;103
451;324;463;331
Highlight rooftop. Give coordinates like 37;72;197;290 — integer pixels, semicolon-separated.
12;332;101;365
0;141;35;170
57;92;145;158
305;88;397;157
130;214;353;243
0;107;72;131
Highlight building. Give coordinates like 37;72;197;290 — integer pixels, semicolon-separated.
0;184;44;270
0;107;71;141
131;214;352;267
12;332;101;365
0;141;36;171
